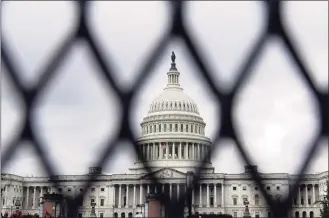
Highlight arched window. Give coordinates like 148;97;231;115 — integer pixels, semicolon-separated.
169;124;172;132
114;213;118;218
310;211;314;218
186;124;189;132
121;212;125;218
128;213;133;218
181;124;183;132
164;124;167;132
295;211;299;218
150;125;153;133
159;124;161;132
302;211;306;218
255;194;259;205
175;124;178;132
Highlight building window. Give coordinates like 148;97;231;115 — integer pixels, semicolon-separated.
243;186;247;191
308;198;311;205
164;124;167;132
233;212;237;218
181;124;183;132
100;213;104;218
301;198;304;205
186;124;188;132
255;187;258;190
267;186;270;191
210;197;213;206
80;188;84;192
169;124;172;132
277;186;280;190
175;124;178;132
101;188;105;192
233;187;237;191
91;188;95;192
100;198;105;206
90;199;95;206
159;124;161;132
233;198;237;205
68;188;72;192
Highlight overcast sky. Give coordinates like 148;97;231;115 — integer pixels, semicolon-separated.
1;1;328;177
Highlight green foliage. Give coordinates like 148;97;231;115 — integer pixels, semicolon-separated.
315;180;329;218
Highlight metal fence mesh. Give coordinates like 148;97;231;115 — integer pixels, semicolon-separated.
1;0;328;217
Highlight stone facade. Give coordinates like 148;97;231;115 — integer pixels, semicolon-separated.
1;53;328;218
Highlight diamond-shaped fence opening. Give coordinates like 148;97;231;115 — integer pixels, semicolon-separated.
1;1;327;218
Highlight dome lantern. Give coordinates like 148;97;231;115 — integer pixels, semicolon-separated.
166;51;181;89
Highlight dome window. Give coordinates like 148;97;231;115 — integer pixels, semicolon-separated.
175;124;178;132
154;125;156;133
181;124;183;132
164;124;167;132
174;102;177;109
169;124;172;132
170;102;173;109
150;126;153;133
186;124;189;132
183;103;186;109
159;124;161;132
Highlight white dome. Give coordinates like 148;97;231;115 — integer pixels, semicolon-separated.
148;87;199;115
130;51;214;174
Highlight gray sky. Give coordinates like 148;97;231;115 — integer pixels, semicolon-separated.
1;1;328;177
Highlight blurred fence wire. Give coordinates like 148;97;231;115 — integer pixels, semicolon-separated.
1;0;328;217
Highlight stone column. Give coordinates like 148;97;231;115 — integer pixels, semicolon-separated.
305;185;308;206
221;184;224;207
126;185;129;208
197;144;200;160
214;184;217;207
206;184;210;207
139;185;143;204
33;186;36;209
199;184;202;206
177;184;180;201
133;185;136;207
147;184;150;194
40;187;43;204
118;185;122;208
26;187;29;209
112;185;116;206
160;143;163;159
170;184;172;199
166;142;169;159
179;143;182;159
148;144;150;160
312;184;316;204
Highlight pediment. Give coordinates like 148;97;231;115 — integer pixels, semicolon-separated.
140;168;185;180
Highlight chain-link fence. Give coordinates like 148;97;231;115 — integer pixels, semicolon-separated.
1;0;328;217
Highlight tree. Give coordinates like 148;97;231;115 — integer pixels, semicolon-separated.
315;180;329;218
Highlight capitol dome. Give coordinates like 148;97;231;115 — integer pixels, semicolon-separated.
130;51;214;174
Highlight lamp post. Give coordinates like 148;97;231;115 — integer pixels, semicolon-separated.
186;171;194;218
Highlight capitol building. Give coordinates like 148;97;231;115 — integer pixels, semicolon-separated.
1;52;328;218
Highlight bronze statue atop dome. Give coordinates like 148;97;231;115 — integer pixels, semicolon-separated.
171;51;176;63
